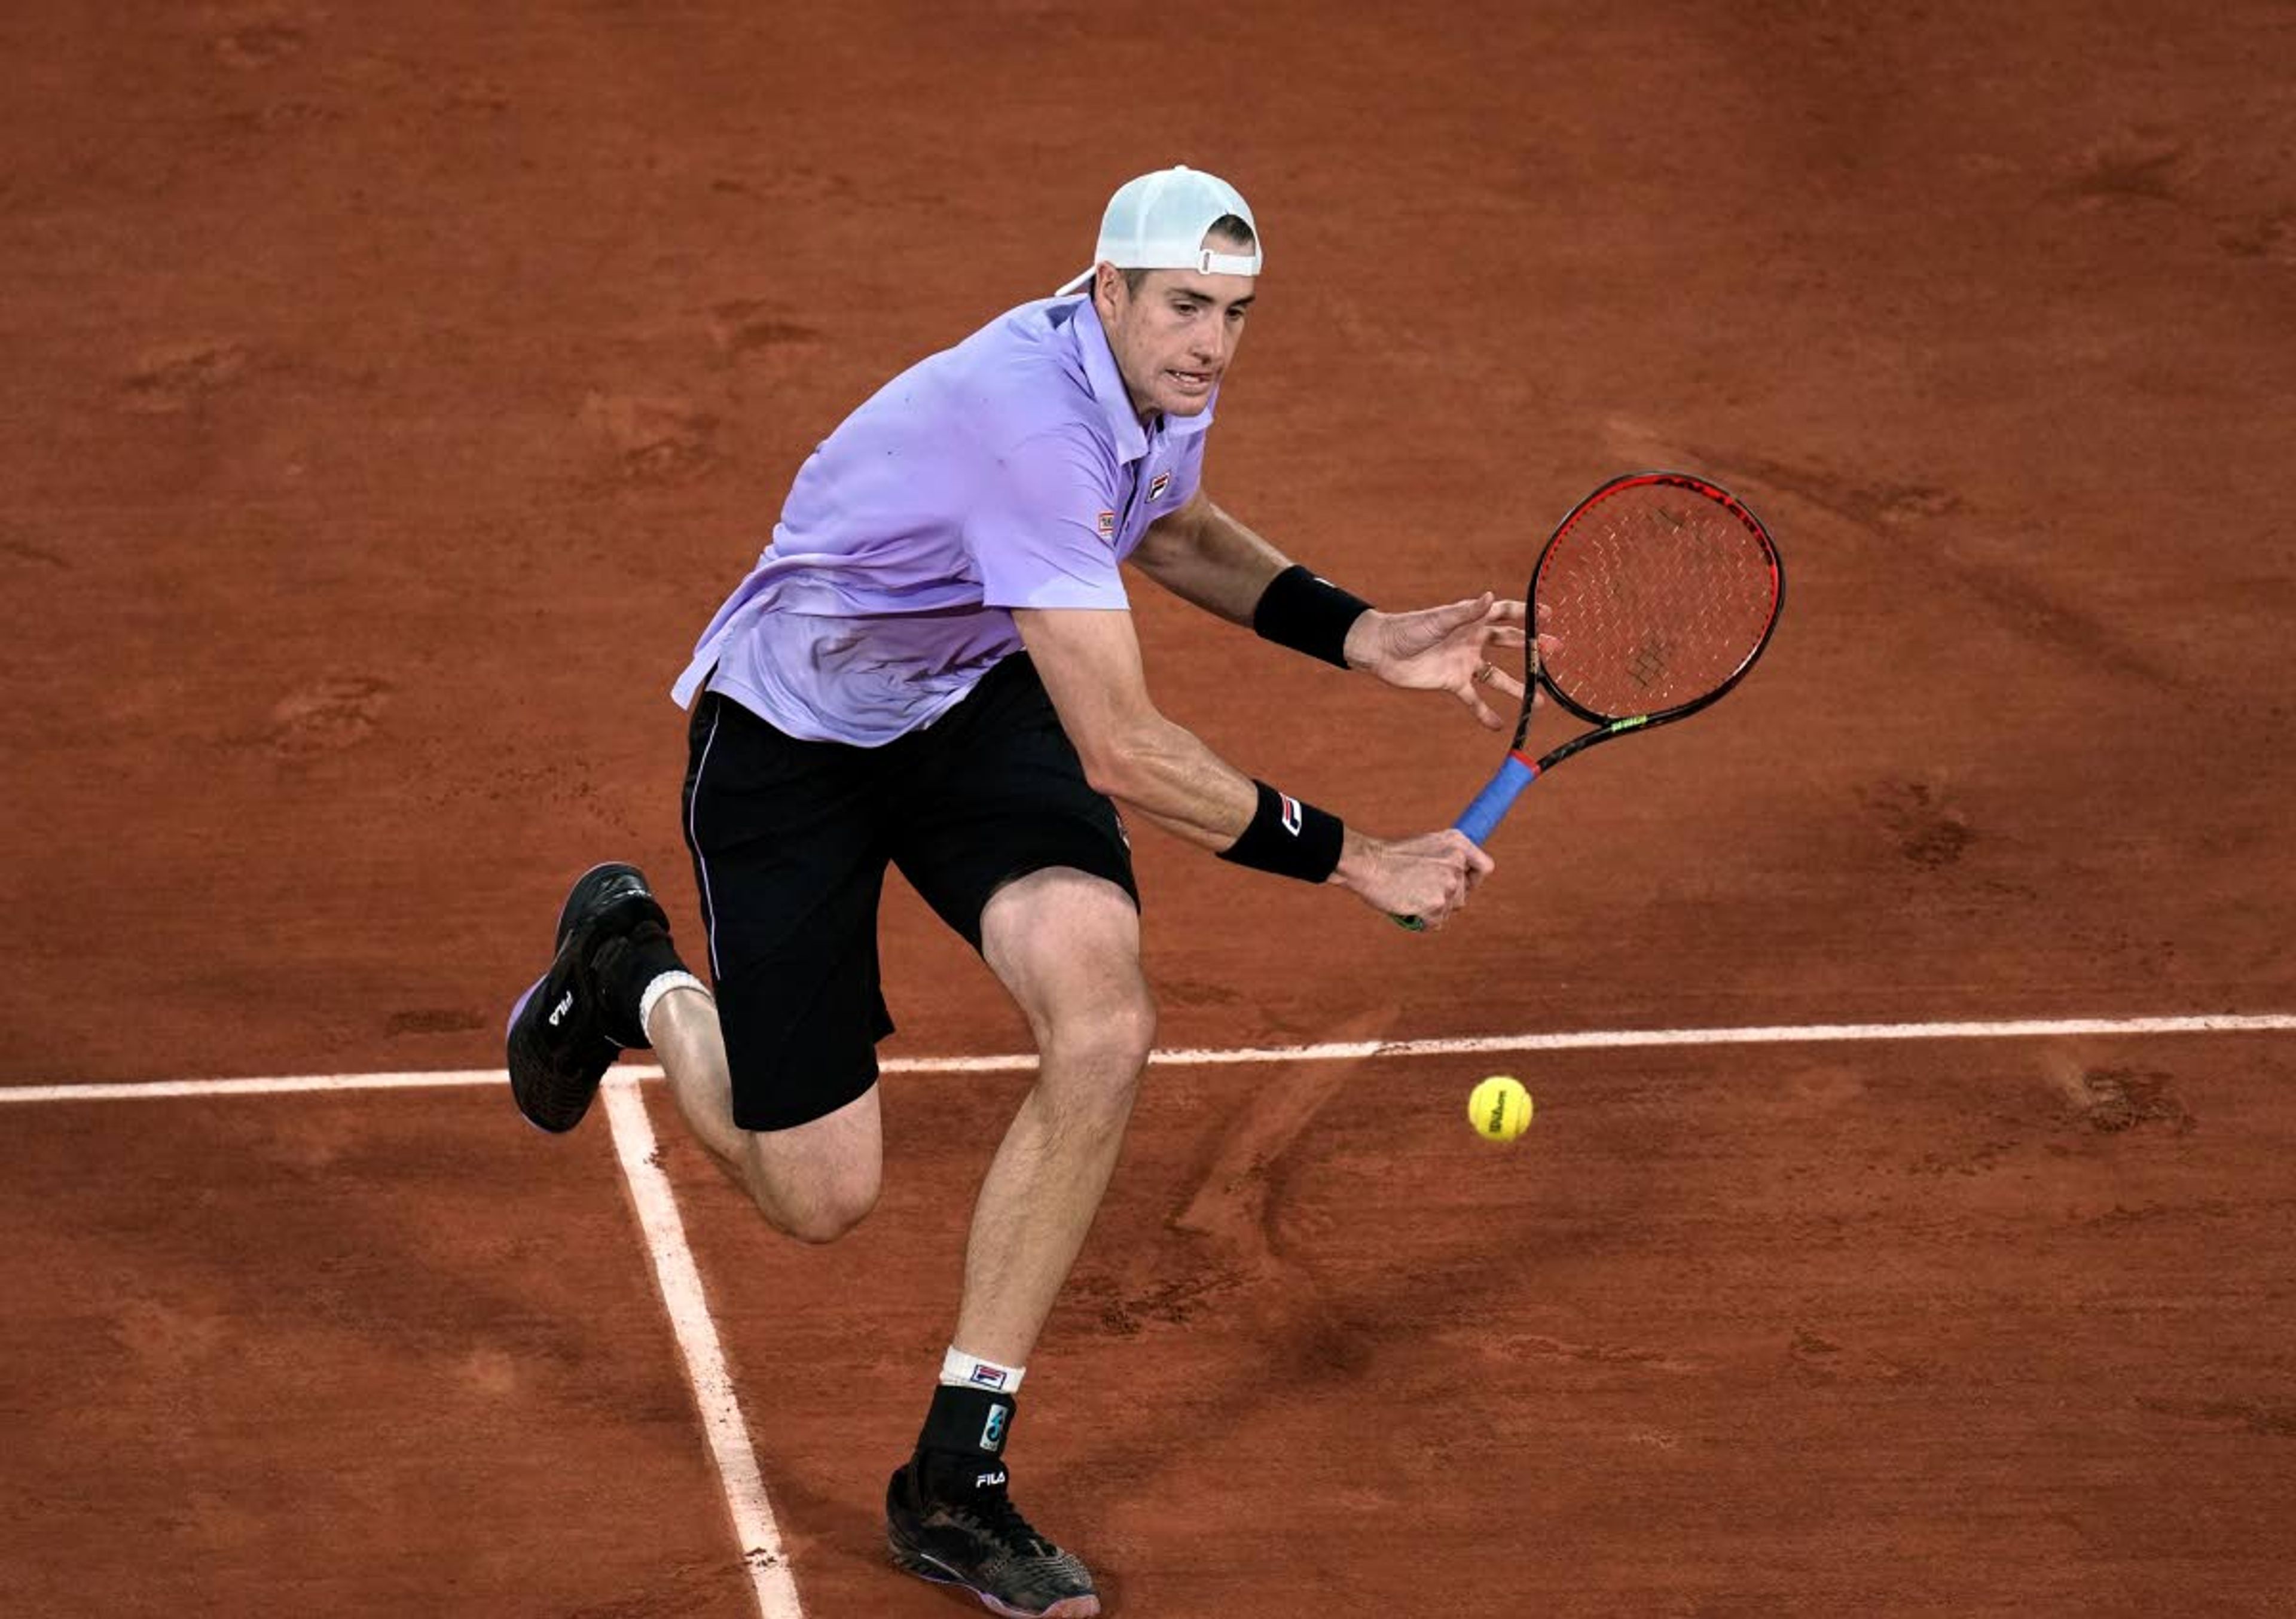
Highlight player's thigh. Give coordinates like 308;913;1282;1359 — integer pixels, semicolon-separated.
889;657;1152;1088
683;691;897;1135
977;867;1154;1058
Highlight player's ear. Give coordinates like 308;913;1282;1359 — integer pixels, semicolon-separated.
1094;261;1123;312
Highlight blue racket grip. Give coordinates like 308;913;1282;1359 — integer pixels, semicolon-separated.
1455;754;1540;846
1391;755;1539;931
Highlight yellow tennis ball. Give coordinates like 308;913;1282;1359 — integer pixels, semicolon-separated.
1468;1075;1533;1142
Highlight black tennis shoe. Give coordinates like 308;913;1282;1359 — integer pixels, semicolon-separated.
886;1455;1100;1618
504;862;671;1133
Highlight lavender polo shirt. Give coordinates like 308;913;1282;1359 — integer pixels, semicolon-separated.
671;295;1213;743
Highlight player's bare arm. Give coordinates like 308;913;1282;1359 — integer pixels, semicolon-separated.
1125;486;1290;623
1129;488;1550;730
1012;604;1491;926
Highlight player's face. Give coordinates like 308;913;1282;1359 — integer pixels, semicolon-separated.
1097;263;1254;421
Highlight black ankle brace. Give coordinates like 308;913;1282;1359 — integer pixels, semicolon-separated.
917;1383;1016;1461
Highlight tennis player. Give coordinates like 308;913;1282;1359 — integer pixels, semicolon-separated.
506;164;1528;1617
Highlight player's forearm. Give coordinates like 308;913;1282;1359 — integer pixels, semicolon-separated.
1129;496;1289;626
1077;714;1261;853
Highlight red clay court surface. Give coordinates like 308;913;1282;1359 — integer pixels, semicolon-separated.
5;4;2294;1615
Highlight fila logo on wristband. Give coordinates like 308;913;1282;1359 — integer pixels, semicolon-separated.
968;1365;1007;1390
1280;793;1303;836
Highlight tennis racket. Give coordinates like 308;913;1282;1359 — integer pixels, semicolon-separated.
1400;469;1784;928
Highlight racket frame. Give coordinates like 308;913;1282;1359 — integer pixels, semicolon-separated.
1452;469;1784;848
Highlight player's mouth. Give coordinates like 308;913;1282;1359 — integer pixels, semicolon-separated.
1166;368;1214;394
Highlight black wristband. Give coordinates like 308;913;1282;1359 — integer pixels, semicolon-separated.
1253;563;1373;669
1219;780;1345;883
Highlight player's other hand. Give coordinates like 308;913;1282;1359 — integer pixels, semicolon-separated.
1344;594;1561;731
1330;828;1493;929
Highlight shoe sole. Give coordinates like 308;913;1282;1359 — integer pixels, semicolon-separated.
888;1534;1101;1619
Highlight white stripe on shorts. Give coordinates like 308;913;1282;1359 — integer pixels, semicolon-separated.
686;702;725;980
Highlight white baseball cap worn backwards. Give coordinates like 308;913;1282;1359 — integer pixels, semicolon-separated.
1055;164;1263;297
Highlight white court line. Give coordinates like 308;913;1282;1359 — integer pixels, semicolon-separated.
4;1013;2293;1103
602;1076;804;1619
8;1007;2293;1619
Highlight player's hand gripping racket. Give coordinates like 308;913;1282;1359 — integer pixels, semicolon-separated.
1399;469;1784;929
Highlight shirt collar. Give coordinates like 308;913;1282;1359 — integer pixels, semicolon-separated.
1067;295;1216;464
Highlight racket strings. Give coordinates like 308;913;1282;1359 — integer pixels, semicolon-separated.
1538;487;1778;719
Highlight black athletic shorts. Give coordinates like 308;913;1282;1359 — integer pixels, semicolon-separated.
679;653;1138;1133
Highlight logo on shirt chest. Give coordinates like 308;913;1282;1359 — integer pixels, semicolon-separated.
1096;510;1117;541
1148;471;1171;501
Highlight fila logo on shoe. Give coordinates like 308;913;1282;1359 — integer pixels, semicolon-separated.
975;1469;1008;1489
547;990;575;1028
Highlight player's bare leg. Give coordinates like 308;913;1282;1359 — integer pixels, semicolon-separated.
958;867;1155;1363
884;865;1144;1618
646;986;884;1245
505;863;886;1243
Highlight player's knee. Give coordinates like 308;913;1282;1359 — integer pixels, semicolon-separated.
1042;982;1156;1112
1109;986;1159;1072
1079;981;1158;1065
764;1183;878;1246
747;1163;880;1245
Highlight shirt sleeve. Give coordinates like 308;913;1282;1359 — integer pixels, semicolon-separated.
966;426;1132;611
